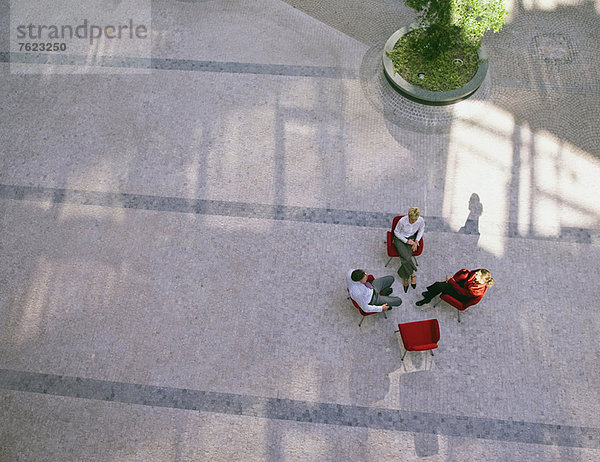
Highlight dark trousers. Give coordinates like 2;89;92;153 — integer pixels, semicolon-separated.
393;234;417;279
369;276;403;307
421;281;458;302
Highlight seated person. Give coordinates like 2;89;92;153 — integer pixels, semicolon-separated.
393;207;425;292
416;268;494;306
347;269;403;313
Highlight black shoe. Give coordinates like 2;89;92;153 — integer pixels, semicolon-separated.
379;287;393;296
416;299;430;306
387;306;393;311
411;283;416;289
403;284;409;293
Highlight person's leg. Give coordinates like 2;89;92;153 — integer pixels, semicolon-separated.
438;283;462;299
377;295;403;306
393;237;416;280
370;289;402;308
371;275;394;293
423;281;448;300
416;281;449;306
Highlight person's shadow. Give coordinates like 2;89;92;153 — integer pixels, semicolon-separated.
459;193;483;239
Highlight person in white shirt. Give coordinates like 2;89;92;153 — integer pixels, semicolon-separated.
347;269;403;313
393;207;425;292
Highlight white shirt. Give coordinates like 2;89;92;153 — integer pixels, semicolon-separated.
346;269;382;313
393;216;424;243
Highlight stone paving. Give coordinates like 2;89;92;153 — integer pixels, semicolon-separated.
1;0;600;460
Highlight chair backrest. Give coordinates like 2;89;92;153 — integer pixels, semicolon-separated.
463;293;484;309
353;301;366;315
397;319;440;349
441;293;484;311
432;319;440;342
391;215;402;232
346;277;376;317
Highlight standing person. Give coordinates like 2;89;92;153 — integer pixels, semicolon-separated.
393;207;425;292
347;269;403;313
416;268;494;306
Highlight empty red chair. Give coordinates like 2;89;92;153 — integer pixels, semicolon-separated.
434;293;483;323
385;215;423;267
395;319;440;361
347;274;387;327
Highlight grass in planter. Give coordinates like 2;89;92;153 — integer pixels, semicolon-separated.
386;27;481;92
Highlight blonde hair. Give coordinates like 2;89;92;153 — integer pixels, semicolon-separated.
477;269;495;287
408;207;420;221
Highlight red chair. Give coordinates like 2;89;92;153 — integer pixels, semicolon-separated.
385;215;423;267
395;319;440;361
434;293;483;323
347;274;387;327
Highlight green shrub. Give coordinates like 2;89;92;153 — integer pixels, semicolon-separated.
406;0;507;48
388;0;507;91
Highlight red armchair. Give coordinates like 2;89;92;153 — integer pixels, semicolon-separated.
347;274;387;327
395;319;440;361
385;215;423;267
434;293;484;323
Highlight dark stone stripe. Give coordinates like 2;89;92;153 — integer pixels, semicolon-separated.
1;183;597;245
0;52;357;78
6;52;599;92
1;184;596;243
0;368;598;448
0;183;400;229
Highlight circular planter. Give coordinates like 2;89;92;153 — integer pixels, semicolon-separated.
383;25;488;106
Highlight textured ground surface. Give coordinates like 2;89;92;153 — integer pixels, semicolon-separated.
1;0;599;460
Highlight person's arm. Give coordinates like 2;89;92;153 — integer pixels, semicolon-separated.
415;218;425;243
447;278;473;297
393;218;408;243
447;269;471;297
360;299;383;313
349;283;382;313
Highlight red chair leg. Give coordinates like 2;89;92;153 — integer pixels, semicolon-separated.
401;350;408;361
385;256;393;267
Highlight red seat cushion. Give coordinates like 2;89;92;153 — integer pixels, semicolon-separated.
397;319;440;351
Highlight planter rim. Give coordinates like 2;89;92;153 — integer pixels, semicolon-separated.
383;24;488;105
